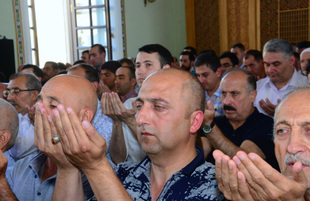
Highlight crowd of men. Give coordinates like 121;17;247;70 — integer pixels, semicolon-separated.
0;38;310;200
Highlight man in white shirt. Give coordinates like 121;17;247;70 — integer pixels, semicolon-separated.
254;39;308;117
3;73;41;164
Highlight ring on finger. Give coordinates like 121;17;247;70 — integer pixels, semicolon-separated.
51;136;60;145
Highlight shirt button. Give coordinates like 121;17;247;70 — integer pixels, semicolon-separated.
37;192;41;196
34;175;37;178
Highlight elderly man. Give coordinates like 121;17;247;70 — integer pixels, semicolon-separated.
300;47;310;75
103;44;173;165
201;69;278;169
4;73;41;163
49;68;224;200
0;75;96;200
0;99;19;198
254;39;308;117
67;64;113;147
213;87;310;201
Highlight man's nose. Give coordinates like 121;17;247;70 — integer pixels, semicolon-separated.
287;132;306;155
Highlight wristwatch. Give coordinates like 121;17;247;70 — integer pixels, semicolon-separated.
202;121;215;134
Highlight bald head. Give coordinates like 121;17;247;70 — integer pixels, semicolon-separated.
143;68;205;116
41;75;97;118
0;99;19;151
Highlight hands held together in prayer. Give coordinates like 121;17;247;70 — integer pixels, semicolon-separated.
101;92;136;124
34;101;108;173
213;150;308;201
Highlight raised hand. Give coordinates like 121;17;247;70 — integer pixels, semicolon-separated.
52;104;107;171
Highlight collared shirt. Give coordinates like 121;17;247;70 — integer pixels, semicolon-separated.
122;89;138;103
254;68;308;117
92;99;113;149
114;147;224;201
7;152;93;201
8;113;37;160
205;88;223;117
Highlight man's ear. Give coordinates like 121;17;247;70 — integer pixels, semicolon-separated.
31;90;39;105
130;78;137;88
79;108;94;123
289;55;295;67
92;81;99;91
0;130;11;151
215;67;222;78
249;90;257;102
189;110;204;134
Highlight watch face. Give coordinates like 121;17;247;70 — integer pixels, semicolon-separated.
203;125;212;133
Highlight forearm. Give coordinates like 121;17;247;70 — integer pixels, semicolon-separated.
0;176;17;201
83;158;133;201
109;120;127;164
206;126;242;158
123;116;137;140
52;168;84;201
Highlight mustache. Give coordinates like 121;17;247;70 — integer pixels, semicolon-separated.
223;105;236;111
284;153;310;166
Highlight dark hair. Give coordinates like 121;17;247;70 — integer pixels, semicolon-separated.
183;46;197;56
91;44;106;54
219;51;239;66
73;60;87;65
293;52;300;61
180;51;195;62
296;41;310;49
194;53;220;72
22;64;44;79
198;50;217;57
58;62;67;71
222;68;257;91
82;50;89;54
119;58;135;69
117;66;136;80
231;43;245;52
138;44;173;68
100;61;122;75
9;73;42;92
45;61;60;70
68;64;99;83
244;50;263;63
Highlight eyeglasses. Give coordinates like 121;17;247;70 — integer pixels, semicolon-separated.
3;88;38;98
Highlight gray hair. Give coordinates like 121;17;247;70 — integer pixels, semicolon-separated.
0;99;19;150
9;73;42;93
263;39;293;59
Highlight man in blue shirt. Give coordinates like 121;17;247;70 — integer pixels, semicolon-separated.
49;68;224;200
